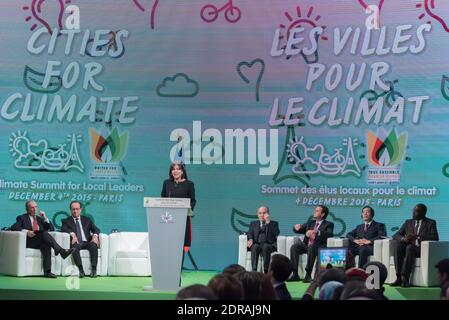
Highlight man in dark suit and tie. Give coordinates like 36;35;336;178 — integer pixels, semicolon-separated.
346;206;386;268
288;205;334;283
246;206;280;274
391;203;439;287
10;200;73;278
61;201;101;278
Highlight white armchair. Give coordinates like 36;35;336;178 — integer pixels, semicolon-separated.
108;232;151;276
327;237;383;268
381;239;449;286
0;231;63;276
238;234;286;271
60;233;109;276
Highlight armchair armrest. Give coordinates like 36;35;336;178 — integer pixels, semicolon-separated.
238;234;248;267
373;239;383;262
277;236;286;256
420;241;449;287
99;233;109;276
0;231;27;276
327;237;349;247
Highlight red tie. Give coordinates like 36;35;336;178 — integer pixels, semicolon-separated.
364;223;368;232
308;222;319;246
32;216;39;231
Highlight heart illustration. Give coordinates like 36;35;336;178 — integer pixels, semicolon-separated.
236;58;265;102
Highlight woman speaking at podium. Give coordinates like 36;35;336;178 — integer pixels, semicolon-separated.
161;162;196;254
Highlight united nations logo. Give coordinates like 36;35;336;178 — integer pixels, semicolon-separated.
160;211;174;224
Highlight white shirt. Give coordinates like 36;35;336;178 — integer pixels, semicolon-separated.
23;214;49;232
415;219;423;246
314;220;323;229
313;220;323;236
72;217;87;242
415;220;422;234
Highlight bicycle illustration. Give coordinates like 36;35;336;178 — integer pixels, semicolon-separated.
85;31;125;58
360;80;403;108
201;0;241;23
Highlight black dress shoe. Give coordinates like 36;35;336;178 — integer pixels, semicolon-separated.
287;274;300;282
79;270;85;278
401;276;411;288
44;272;57;278
390;278;402;287
59;248;74;259
303;274;312;283
90;269;97;278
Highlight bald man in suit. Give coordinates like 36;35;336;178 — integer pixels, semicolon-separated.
247;206;280;274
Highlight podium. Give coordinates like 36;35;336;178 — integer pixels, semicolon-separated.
143;197;191;292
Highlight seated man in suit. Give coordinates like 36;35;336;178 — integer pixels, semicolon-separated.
246;206;280;274
391;203;439;287
61;200;101;278
346;206;386;268
288;205;334;283
10;200;73;278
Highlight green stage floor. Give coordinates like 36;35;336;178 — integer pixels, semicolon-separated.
0;271;440;300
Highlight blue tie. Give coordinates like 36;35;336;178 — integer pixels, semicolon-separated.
75;218;83;243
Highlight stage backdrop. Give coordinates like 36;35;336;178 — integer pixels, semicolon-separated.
0;0;448;270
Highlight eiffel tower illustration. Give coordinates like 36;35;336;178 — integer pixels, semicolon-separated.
272;126;311;186
64;134;84;172
341;137;361;176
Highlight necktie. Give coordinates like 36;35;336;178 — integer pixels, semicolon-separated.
364;223;368;232
32;216;39;231
75;218;83;242
308;222;319;246
414;221;420;235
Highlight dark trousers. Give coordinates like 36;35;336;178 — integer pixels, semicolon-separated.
26;231;62;273
71;241;99;269
393;240;421;278
250;242;276;273
290;242;319;277
349;244;373;268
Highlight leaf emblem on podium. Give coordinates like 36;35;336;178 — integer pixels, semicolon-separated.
231;208;257;234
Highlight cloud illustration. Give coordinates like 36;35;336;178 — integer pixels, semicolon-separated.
156;73;199;97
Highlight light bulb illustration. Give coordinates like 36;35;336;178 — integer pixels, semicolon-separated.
278;5;328;63
131;0;159;30
22;0;71;34
416;0;449;32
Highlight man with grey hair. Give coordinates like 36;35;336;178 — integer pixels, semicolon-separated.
246;206;280;273
10;200;74;278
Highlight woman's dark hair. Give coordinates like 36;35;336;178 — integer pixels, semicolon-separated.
169;162;188;181
207;274;244;300
223;264;246;275
176;284;217;300
235;271;277;300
